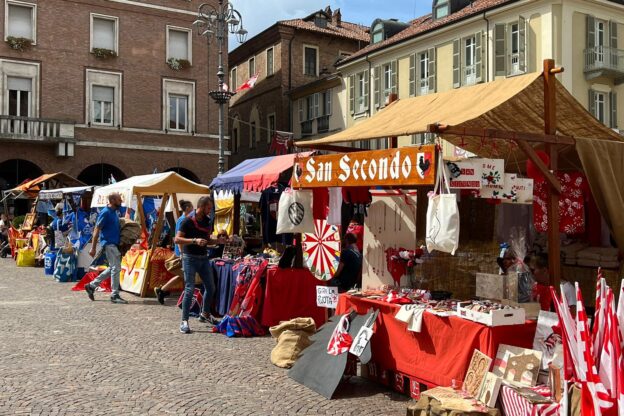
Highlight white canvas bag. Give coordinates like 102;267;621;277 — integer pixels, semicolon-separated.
426;152;460;255
276;188;315;234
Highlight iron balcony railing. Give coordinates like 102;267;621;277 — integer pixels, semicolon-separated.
316;115;329;133
0;115;74;139
301;120;313;136
584;46;624;74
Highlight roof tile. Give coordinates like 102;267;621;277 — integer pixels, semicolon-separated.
278;18;370;42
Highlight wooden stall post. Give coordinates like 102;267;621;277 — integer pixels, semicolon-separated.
544;59;562;288
150;193;170;250
233;193;241;236
171;193;180;220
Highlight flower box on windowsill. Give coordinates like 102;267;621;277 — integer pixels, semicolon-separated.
6;37;33;51
167;58;191;71
92;48;117;60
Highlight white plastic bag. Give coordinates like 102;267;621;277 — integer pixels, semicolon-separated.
276;188;314;234
426;152;460;255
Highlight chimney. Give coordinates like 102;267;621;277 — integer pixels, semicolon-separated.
333;8;342;27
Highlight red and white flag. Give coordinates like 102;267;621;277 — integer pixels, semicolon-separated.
593;270;607;367
575;283;615;415
616;279;624;415
235;73;259;93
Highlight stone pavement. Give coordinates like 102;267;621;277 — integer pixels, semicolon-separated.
0;260;411;415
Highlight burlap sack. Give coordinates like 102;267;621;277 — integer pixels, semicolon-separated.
269;318;316;369
407;396;500;416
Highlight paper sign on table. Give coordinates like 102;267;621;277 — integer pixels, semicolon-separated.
316;286;338;308
446;160;482;189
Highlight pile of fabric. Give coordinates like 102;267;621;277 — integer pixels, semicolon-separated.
575;247;620;269
212;257;268;337
560;242;587;266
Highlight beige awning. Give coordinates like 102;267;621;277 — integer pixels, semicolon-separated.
297;71;624;250
297;72;622;151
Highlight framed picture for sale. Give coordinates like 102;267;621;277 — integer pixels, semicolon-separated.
21;213;36;231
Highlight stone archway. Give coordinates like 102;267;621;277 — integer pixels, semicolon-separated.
164;167;201;183
0;159;43;190
78;163;127;186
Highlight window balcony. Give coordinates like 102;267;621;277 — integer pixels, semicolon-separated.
316;115;329;133
584;46;624;84
301;120;313;136
463;65;477;86
0;115;75;142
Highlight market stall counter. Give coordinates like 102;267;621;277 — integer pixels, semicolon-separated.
336;294;537;388
261;266;327;329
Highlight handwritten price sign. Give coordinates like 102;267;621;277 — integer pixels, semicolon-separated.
316;286;339;308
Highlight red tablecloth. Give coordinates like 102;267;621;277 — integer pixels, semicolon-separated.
336;294;537;388
260;267;327;328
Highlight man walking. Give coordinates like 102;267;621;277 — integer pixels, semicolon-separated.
85;192;128;304
175;195;223;333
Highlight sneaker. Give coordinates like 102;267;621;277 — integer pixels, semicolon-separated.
110;295;128;304
180;321;191;334
154;288;166;305
198;313;221;325
85;283;95;301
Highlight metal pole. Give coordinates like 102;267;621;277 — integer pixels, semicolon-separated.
217;34;225;174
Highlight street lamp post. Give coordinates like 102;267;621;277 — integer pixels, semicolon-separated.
194;1;247;175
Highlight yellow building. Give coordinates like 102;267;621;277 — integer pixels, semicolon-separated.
336;0;624;154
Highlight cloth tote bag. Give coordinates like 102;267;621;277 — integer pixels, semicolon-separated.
426;152;460;255
276;188;314;234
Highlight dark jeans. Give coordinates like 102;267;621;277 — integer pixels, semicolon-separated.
181;254;215;321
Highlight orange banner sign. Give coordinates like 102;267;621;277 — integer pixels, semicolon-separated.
292;146;436;188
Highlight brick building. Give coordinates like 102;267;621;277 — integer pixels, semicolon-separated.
227;6;368;166
0;0;223;191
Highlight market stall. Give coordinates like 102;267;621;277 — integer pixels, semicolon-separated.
92;172;210;297
287;60;624;409
208;152;328;332
2;173;86;264
38;185;96;279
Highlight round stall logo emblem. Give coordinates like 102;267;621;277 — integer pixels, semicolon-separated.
288;202;305;225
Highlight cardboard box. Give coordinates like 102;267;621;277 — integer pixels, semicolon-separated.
501;300;541;320
457;302;526;327
476;272;518;302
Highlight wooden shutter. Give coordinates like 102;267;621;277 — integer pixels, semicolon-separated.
363;69;369;111
610;21;618;67
494;24;506;76
518;16;526;73
428;47;436;93
475;32;483;83
453;39;461;88
391;60;398;94
349;75;355;115
409;54;416;97
587;15;595;49
588;89;596;118
373;66;380;108
610;92;618;128
313;93;320;118
325;90;332;116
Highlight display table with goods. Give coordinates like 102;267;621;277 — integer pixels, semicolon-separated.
336;293;537;389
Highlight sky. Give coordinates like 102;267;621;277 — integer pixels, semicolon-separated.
228;0;432;50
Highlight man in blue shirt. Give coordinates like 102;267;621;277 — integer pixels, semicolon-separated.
154;200;194;305
85;192;127;304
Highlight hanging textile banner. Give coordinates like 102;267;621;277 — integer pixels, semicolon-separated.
292;146;436;188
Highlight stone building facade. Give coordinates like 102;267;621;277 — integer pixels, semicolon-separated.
0;0;222;190
228;6;368;166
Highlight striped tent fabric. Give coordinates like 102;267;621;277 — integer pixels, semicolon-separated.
500;385;560;416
